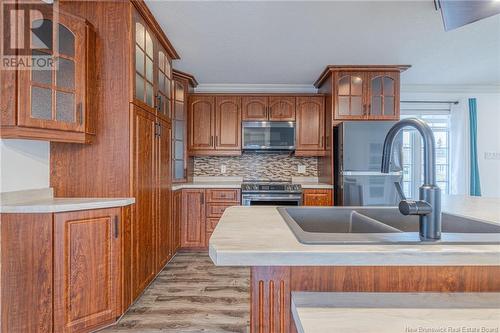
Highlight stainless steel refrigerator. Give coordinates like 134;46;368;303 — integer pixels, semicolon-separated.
334;121;403;206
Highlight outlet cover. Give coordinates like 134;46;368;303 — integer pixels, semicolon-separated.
221;165;227;174
298;165;306;174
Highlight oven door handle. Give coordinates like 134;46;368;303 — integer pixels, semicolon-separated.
241;195;302;201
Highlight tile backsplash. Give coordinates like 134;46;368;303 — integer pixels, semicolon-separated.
193;153;318;180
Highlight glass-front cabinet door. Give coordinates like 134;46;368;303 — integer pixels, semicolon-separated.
368;72;399;119
335;72;366;120
18;10;87;132
134;17;155;109
172;79;186;181
157;49;172;119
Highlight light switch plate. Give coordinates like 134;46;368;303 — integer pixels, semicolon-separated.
221;165;227;174
298;165;306;174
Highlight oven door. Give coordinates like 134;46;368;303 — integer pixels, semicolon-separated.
241;193;302;206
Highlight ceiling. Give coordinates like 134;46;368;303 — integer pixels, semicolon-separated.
146;1;500;87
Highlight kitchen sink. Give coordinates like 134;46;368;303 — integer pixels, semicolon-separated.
277;207;500;244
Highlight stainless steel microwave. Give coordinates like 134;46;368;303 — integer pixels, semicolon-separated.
242;121;295;151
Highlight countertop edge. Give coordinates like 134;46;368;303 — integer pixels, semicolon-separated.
0;198;135;214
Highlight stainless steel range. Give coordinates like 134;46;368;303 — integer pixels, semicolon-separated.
241;180;302;206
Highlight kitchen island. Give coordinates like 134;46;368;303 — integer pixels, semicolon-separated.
209;195;500;333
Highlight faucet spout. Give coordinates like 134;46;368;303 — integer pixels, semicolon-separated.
381;118;441;241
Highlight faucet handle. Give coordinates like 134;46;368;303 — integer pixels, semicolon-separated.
399;200;432;216
394;182;406;201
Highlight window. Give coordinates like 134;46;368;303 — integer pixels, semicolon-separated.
400;103;451;199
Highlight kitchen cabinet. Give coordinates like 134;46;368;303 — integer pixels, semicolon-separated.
303;189;333;206
314;65;409;121
242;96;296;121
179;188;240;248
173;190;183;252
172;70;198;182
295;96;326;156
188;95;241;156
0;7;97;143
181;189;206;248
53;208;121;333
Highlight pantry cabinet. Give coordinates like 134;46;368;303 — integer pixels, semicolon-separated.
314;65;409;121
0;7;97;143
188;95;241;156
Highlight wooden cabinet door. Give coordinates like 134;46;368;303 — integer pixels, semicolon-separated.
181;189;206;248
53;208;121;332
269;96;296;121
334;72;367;120
303;189;333;206
173;190;182;252
367;71;400;120
188;95;215;151
295;96;325;155
215;96;241;151
18;8;88;132
156;118;172;270
131;105;157;298
242;96;268;121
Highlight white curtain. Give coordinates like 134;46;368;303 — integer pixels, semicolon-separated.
449;98;469;195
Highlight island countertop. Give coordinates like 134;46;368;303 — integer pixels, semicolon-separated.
209;195;500;266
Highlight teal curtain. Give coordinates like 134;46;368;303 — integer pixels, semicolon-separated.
468;98;481;196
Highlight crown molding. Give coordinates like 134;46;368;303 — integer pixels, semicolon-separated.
194;84;318;94
401;84;500;94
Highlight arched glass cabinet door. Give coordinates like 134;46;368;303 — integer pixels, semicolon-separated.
18;9;86;132
369;72;398;119
157;49;172;119
134;20;154;108
336;72;365;119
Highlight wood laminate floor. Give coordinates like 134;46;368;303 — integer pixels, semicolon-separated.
101;252;250;333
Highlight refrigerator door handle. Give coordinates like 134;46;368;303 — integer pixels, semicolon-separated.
341;171;403;176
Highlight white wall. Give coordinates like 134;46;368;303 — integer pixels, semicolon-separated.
0;139;50;193
401;88;500;198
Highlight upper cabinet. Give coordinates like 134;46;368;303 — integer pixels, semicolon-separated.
314;65;410;121
242;96;296;121
295;96;325;156
132;10;177;120
188;95;241;156
0;8;96;143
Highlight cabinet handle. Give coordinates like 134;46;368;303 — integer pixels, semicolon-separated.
215;135;218;146
321;135;324;148
114;215;119;239
200;192;204;205
156;95;162;113
77;103;83;124
158;123;162;137
210;135;213;146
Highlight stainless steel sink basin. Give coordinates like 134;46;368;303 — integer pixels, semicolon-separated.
277;207;500;244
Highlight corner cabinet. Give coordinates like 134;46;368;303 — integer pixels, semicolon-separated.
314;65;409;121
0;8;96;143
188;95;241;156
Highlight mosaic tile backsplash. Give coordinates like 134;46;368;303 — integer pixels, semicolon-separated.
193;153;318;180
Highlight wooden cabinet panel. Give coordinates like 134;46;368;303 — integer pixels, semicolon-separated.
53;208;120;333
181;189;206;248
206;217;220;233
295;96;325;156
269;96;296;121
303;189;333;206
189;96;215;151
206;189;240;203
173;190;182;252
206;203;235;218
1;214;53;333
156;119;172;270
131;106;157;298
121;205;133;313
242;96;268;121
215;96;241;151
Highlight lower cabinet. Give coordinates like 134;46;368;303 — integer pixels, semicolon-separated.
303;189;334;206
172;190;183;251
180;188;240;248
53;208;121;333
0;206;130;333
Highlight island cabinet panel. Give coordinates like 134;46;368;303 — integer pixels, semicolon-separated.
53;208;121;333
250;265;500;333
215;96;242;151
295;96;325;156
269;96;296;121
181;189;206;248
1;213;53;333
242;96;268;121
302;189;333;206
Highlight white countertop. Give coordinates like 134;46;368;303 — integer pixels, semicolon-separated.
0;188;135;213
209;195;500;266
171;176;333;190
292;292;500;333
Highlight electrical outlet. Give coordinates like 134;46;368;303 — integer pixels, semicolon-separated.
220;165;227;174
298;165;306;174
